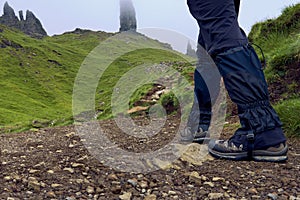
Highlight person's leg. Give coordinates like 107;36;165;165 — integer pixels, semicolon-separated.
186;0;287;161
208;45;288;161
181;45;222;143
181;61;212;143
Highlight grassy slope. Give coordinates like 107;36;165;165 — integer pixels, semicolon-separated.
249;3;300;137
0;26;193;132
0;27;109;131
249;3;300;80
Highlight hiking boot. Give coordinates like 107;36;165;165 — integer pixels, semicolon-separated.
180;127;210;144
208;129;288;162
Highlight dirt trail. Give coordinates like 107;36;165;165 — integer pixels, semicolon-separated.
0;117;299;200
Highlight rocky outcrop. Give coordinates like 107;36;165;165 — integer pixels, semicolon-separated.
186;41;197;58
22;10;47;38
0;2;47;38
0;2;19;28
119;0;137;32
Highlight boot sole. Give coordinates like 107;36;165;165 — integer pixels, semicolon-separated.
209;144;288;162
252;145;288;162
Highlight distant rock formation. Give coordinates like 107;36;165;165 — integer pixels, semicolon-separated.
0;2;19;28
119;0;137;32
186;41;197;58
0;2;47;38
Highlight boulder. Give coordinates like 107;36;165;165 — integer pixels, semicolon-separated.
119;0;137;32
0;2;19;28
23;10;47;38
0;2;47;38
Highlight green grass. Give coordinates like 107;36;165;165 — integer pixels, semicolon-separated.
274;98;300;137
0;26;112;132
249;4;300;82
0;26;194;133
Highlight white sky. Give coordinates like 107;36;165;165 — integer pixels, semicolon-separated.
0;0;299;52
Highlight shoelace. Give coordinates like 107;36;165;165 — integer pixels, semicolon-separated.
249;42;267;70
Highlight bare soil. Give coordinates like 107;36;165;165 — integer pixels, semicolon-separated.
1;116;299;200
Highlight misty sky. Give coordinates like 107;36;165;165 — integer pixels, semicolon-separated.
0;0;299;52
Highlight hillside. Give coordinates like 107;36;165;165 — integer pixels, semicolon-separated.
249;3;300;137
0;25;193;133
0;26;113;132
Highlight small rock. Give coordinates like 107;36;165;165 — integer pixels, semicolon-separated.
267;193;278;200
75;192;82;196
208;193;223;199
212;177;225;182
252;195;261;199
189;171;202;185
72;163;84;168
107;174;118;181
222;186;229;190
168;191;177;195
34;162;45;168
201;175;208;181
63;168;75;173
139;180;148;188
28;180;41;192
47;170;54;174
277;188;284;193
51;183;62;188
65;197;75;200
75;179;83;184
144;194;157;200
162;193;168;198
28;177;37;181
46;191;56;198
224;193;230;198
137;174;144;179
248;188;258;194
111;186;122;194
127;179;138;187
82;172;88;176
40;182;46;187
289;196;300;200
86;186;94;194
4;176;11;181
84;178;90;184
111;181;121;185
199;189;208;196
77;155;88;161
96;187;104;193
290;181;297;187
65;132;76;138
119;192;132;200
247;171;255;176
149;181;157;188
29;169;39;174
204;181;215;187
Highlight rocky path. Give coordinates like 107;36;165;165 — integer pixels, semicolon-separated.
0;118;300;200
